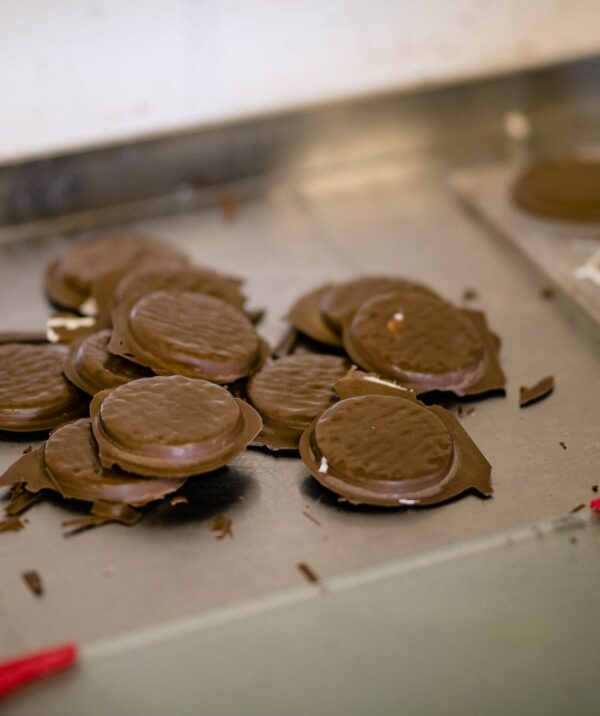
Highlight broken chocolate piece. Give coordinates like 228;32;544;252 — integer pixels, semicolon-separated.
109;290;264;383
45;234;189;311
342;290;505;396
570;503;585;513
64;329;152;395
559;441;567;450
300;394;492;507
0;420;185;522
209;514;233;539
513;158;600;223
0;516;24;533
22;570;44;596
90;376;262;478
285;285;344;348
319;276;439;335
297;562;320;583
519;375;554;407
246;354;350;450
0;344;88;432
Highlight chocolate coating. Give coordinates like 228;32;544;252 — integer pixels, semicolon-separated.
45;234;188;311
90;375;262;477
109;290;263;383
0;344;87;432
343;291;487;394
285;285;344;348
247;354;350;450
300;395;492;506
320;276;439;334
64;329;152;395
513;158;600;222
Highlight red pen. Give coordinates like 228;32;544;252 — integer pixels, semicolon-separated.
0;642;78;699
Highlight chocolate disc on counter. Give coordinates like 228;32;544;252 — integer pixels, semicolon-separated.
285;285;344;348
343;290;504;396
299;395;492;506
246;354;350;450
110;290;264;383
0;344;87;432
64;329;152;395
513;158;600;223
0;419;185;525
90;375;262;478
319;276;439;335
45;234;189;311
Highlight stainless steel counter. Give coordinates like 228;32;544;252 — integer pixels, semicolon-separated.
1;58;599;714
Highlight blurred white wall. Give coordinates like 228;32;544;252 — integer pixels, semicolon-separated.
1;0;599;165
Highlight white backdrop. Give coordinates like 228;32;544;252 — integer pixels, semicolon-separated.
1;0;599;165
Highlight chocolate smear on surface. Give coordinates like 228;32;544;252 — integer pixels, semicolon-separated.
209;514;233;539
297;562;320;584
519;375;554;407
0;343;88;432
91;376;262;478
22;570;44;596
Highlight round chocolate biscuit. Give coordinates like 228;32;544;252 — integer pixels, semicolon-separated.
113;264;246;314
246;354;350;450
320;276;439;334
343;291;486;394
64;329;152;396
109;290;263;383
0;344;88;432
45;234;188;311
90;375;262;477
285;285;343;348
300;395;457;505
43;419;185;503
513;158;600;223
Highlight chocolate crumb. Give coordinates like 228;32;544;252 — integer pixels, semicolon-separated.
209;514;233;539
170;495;188;507
297;562;320;584
457;405;464;416
22;445;33;455
540;286;555;300
592;485;598;493
302;510;321;527
22;570;44;596
457;405;475;418
569;536;578;544
461;288;479;302
218;191;240;222
519;375;554;407
0;516;24;533
559;441;567;450
570;503;585;513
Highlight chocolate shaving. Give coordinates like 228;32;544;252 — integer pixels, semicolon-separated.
302;510;321;526
519;376;554;407
559;441;567;450
22;570;44;596
209;514;233;539
4;486;43;516
297;562;320;584
0;516;24;533
22;445;33;454
570;503;585;513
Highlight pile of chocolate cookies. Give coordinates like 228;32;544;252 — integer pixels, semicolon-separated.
1;234;505;529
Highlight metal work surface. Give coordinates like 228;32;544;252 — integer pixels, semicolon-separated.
1;154;599;662
3;514;598;716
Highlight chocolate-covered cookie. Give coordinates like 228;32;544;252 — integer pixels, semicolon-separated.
45;234;188;311
342;290;504;395
0;419;185;524
109;290;264;383
64;329;152;395
0;344;87;432
90;375;262;478
300;395;492;506
285;285;344;348
513;158;600;222
319;276;439;334
246;354;350;450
